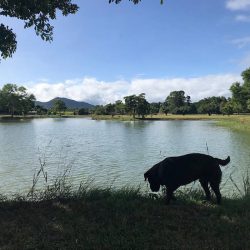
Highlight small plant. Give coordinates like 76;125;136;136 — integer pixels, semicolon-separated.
229;170;250;198
242;170;250;197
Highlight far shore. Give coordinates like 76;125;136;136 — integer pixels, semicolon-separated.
92;114;250;134
1;114;250;134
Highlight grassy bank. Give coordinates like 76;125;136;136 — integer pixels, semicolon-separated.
216;115;250;133
92;114;250;133
91;114;219;121
0;186;250;250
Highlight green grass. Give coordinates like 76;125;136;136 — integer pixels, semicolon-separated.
92;114;250;133
92;114;136;121
216;115;250;133
0;185;250;250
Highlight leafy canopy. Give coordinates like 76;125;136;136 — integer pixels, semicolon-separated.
52;99;67;115
0;83;36;116
230;67;250;112
0;0;79;60
0;0;164;60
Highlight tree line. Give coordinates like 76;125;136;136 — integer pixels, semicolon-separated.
1;68;250;117
93;68;250;117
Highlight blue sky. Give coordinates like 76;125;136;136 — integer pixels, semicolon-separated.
1;0;250;104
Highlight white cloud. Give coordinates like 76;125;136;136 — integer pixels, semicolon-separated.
26;74;241;105
128;75;240;102
231;36;250;48
235;14;250;21
28;78;128;104
226;0;250;10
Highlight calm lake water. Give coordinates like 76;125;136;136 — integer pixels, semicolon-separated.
0;118;250;195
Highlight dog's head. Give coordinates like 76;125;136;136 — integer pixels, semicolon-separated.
144;170;160;192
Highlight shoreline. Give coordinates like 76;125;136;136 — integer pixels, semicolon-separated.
91;114;250;133
1;114;250;133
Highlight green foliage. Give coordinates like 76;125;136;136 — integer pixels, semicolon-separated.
52;99;67;115
35;105;48;115
94;105;106;115
149;102;161;115
136;93;150;118
164;91;196;115
247;99;250;111
115;100;126;115
105;103;116;116
0;24;16;59
220;101;234;115
78;108;89;115
242;68;250;84
124;93;149;118
230;82;245;111
0;83;36;116
0;0;79;60
160;101;169;115
229;68;250;113
124;94;138;118
196;96;226;115
166;90;186;110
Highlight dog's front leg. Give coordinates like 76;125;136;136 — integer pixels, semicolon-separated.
165;187;175;205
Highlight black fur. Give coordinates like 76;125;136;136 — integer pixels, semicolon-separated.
144;153;230;204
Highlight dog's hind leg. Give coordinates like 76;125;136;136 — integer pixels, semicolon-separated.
209;166;222;204
199;179;211;201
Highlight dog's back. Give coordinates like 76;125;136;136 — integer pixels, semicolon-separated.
158;153;228;185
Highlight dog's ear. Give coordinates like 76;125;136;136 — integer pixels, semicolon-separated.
144;173;148;181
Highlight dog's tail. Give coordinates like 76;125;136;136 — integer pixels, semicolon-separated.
215;156;230;166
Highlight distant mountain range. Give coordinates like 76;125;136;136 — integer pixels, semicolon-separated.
36;97;95;110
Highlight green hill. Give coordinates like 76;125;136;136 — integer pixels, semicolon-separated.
36;97;94;110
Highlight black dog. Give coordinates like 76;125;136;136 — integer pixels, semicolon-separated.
144;153;230;204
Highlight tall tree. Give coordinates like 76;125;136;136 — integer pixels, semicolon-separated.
0;83;36;117
149;102;161;116
166;91;186;109
247;99;250;112
124;93;149;118
242;69;250;104
241;67;250;84
105;103;116;116
164;90;186;114
230;82;245;112
220;100;234;115
93;105;106;115
0;0;78;60
136;93;149;118
124;95;137;118
196;96;226;115
52;99;67;116
114;100;126;115
230;68;250;113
